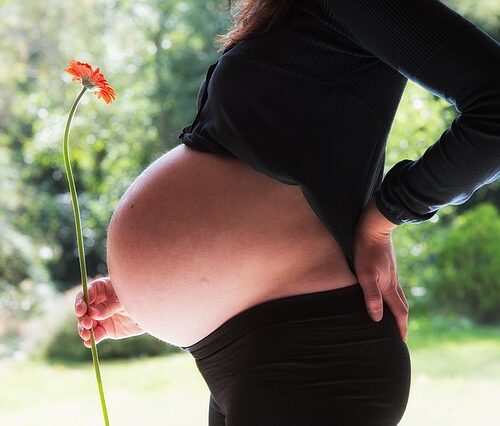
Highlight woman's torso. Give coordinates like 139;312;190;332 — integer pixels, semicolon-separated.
106;145;358;347
178;0;409;277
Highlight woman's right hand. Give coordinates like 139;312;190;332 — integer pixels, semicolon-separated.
353;196;409;343
74;276;145;348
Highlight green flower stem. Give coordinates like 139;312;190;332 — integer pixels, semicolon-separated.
63;86;110;426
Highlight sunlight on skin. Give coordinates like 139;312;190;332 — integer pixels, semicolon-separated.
106;144;358;347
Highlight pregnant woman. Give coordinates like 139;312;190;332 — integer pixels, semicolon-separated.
75;0;500;424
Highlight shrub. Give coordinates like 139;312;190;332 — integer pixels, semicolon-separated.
0;218;55;357
38;309;182;362
429;203;500;324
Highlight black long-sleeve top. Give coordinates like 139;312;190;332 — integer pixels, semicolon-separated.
178;0;500;275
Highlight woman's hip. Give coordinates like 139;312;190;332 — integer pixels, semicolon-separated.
183;282;412;425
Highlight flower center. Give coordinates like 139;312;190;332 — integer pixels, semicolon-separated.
81;76;100;92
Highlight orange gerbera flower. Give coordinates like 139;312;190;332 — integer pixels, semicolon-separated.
64;60;116;104
62;58;115;425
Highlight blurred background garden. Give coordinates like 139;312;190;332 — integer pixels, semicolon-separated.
0;0;499;424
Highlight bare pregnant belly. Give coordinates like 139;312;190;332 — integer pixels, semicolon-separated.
106;144;358;347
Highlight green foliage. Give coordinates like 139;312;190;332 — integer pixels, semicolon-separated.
39;311;183;362
447;0;500;39
428;203;500;324
1;0;499;358
407;311;500;351
0;0;233;294
0;217;53;337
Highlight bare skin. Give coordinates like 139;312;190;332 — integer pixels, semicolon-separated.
75;144;408;348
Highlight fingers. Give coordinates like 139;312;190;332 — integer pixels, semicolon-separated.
352;225;409;342
396;280;409;311
74;291;87;317
375;265;409;343
87;298;123;321
77;315;92;330
75;290;94;330
78;324;90;341
74;278;116;348
74;277;123;321
382;283;409;343
74;277;108;311
358;272;384;322
74;282;97;317
80;324;107;348
357;268;409;342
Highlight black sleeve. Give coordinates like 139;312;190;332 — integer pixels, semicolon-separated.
329;0;500;225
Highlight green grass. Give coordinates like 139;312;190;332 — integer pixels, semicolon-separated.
0;353;209;425
1;315;500;425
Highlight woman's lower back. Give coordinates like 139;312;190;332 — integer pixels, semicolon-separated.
106;144;357;347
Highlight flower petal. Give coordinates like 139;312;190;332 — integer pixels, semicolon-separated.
64;60;116;104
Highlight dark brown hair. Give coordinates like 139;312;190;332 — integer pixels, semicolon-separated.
215;0;293;53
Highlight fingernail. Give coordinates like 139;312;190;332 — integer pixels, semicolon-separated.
371;313;382;322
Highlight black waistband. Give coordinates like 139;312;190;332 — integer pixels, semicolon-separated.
181;282;366;359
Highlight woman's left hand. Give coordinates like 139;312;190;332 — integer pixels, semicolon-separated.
353;196;409;343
